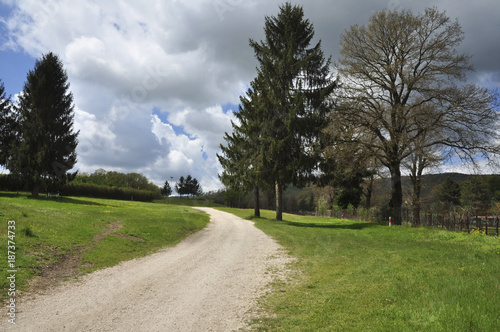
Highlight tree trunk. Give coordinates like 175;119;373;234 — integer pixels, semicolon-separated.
254;186;260;218
410;161;424;227
365;172;374;208
389;163;403;225
275;180;283;221
411;177;422;226
32;184;39;198
412;203;421;227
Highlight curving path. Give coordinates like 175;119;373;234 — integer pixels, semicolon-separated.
3;208;290;332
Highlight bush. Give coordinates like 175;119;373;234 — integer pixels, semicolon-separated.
60;182;161;202
317;196;331;216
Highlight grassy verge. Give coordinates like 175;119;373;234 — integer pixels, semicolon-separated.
154;197;225;207
219;208;500;331
0;193;209;300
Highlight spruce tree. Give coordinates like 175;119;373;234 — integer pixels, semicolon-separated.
248;3;336;220
0;80;17;166
161;180;172;197
10;52;78;197
438;176;462;206
218;79;271;217
175;176;186;197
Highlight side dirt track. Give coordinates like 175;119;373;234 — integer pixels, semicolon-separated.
2;207;292;332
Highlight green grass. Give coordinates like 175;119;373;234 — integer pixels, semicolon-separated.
154;197;225;207
2;195;499;331
219;208;500;331
0;193;209;300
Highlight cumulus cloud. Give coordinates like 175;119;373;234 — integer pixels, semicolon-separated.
1;0;498;191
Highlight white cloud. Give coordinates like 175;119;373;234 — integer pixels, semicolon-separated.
2;0;499;191
1;0;252;191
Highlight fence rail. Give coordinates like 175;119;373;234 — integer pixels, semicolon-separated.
321;203;500;236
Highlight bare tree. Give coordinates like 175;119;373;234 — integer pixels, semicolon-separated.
405;137;443;226
335;7;500;225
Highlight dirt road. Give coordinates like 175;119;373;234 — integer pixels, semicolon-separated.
3;208;291;331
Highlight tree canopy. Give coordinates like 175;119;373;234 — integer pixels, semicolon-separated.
220;2;336;220
335;7;500;224
8;52;79;196
75;169;160;192
175;175;202;197
0;80;16;167
438;176;461;206
161;180;172;197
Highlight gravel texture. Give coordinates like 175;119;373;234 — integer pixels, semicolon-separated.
2;208;291;331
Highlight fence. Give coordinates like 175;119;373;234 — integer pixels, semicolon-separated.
413;203;500;236
321;200;500;236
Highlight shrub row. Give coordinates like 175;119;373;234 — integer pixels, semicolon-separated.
60;182;161;202
0;174;25;192
0;175;161;202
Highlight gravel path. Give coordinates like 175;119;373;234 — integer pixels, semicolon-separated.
3;208;291;332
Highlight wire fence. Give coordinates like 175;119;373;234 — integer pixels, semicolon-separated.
323;199;500;236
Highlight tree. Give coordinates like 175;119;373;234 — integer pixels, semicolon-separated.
336;7;500;225
404;112;444;225
175;175;202;198
248;2;336;220
218;77;272;217
461;176;489;214
0;80;17;167
320;120;373;209
175;176;186;197
9;52;79;197
161;180;172;197
188;177;203;197
437;176;461;206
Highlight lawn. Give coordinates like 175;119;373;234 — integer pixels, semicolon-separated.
0;193;209;300
220;208;500;331
2;195;499;331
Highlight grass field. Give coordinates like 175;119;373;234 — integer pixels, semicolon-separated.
0;193;209;300
2;194;499;331
220;208;500;331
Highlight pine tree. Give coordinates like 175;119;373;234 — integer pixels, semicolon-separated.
189;177;202;197
175;175;202;197
10;52;79;197
218;79;271;217
175;176;186;197
0;80;17;166
438;176;461;206
248;3;336;220
161;180;172;197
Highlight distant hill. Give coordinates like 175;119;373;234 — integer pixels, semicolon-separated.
206;172;500;212
371;172;500;207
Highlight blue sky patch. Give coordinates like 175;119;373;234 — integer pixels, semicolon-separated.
222;102;239;114
152;107;195;139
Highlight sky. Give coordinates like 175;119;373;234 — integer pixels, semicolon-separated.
0;0;499;192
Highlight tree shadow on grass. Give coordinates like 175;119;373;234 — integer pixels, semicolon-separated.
20;194;107;207
284;221;380;230
0;191;118;207
0;192;23;199
51;197;108;206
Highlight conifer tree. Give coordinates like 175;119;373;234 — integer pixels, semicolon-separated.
0;80;17;166
218;79;270;217
248;2;336;220
161;180;172;197
10;52;78;197
438;176;461;206
176;176;186;197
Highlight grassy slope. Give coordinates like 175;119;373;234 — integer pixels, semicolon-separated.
2;195;499;331
219;208;500;332
0;193;209;300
